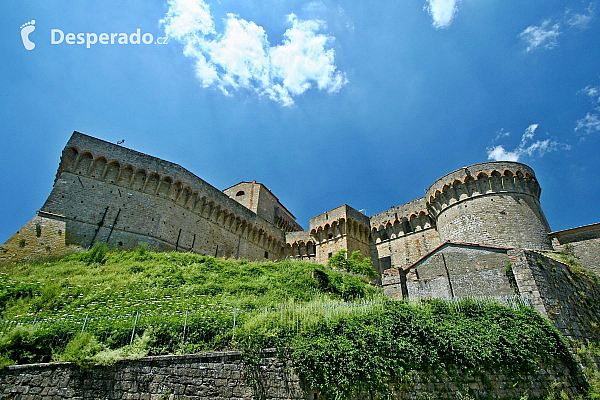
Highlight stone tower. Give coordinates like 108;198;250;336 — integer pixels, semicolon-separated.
424;161;553;250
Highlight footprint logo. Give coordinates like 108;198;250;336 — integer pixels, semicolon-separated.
20;20;36;50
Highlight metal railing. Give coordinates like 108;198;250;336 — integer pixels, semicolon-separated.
0;295;532;350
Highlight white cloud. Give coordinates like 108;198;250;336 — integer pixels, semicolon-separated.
581;85;600;103
493;128;511;141
487;124;569;161
160;0;348;106
487;145;520;162
566;3;596;29
575;111;600;134
424;0;460;29
518;20;561;52
575;81;600;135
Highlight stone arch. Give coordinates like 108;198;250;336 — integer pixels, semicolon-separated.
144;172;160;194
227;212;236;230
60;146;79;173
324;223;332;240
74;152;93;175
316;226;324;243
216;208;226;226
477;172;491;193
131;169;147;190
194;196;207;214
385;222;394;239
402;217;412;234
251;227;260;243
306;241;315;256
157;176;172;197
502;170;515;191
169;181;183;201
418;211;430;228
371;227;380;243
514;170;525;191
89;156;107;179
453;179;468;201
464;174;478;196
490;170;502;192
441;184;451;207
409;213;420;231
210;204;221;223
104;161;120;183
238;219;247;236
118;165;134;187
178;187;192;207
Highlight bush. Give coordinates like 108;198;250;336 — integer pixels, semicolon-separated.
327;250;376;278
59;332;105;368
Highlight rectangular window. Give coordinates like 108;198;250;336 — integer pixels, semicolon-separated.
328;252;333;259
264;251;269;259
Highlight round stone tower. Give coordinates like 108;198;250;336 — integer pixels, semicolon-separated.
425;161;552;250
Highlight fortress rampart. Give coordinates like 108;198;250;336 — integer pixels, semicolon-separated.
1;132;598;284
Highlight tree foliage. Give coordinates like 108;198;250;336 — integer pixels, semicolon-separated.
327;250;376;278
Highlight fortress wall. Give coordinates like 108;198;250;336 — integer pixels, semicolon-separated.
510;249;600;342
551;223;600;276
369;197;427;228
42;172;280;260
31;132;289;261
374;227;441;271
60;133;285;241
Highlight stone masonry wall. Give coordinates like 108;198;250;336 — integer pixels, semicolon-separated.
509;249;600;342
0;350;586;400
0;215;79;262
374;227;441;271
551;223;600;276
382;244;515;300
0;351;307;400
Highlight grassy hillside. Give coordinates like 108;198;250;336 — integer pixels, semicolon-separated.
0;245;593;399
0;244;379;320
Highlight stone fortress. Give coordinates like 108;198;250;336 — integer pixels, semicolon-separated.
1;131;599;341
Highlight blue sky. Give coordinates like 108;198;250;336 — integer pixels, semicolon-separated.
1;0;599;243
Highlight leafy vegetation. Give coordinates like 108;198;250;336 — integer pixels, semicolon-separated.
327;249;377;278
0;246;595;399
0;246;381;366
291;299;584;399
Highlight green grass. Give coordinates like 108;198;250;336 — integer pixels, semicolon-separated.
0;244;381;321
0;245;383;365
